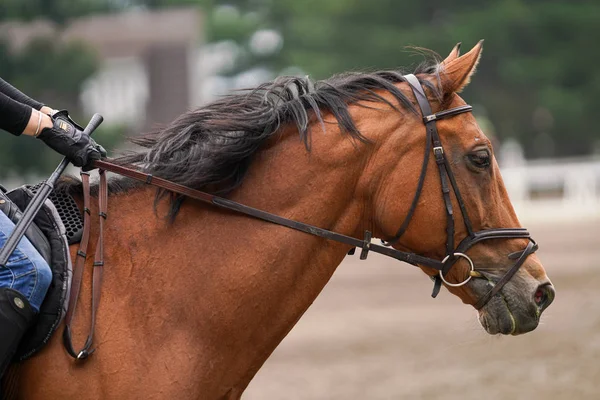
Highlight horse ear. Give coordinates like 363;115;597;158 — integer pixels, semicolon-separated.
442;42;461;65
440;40;483;94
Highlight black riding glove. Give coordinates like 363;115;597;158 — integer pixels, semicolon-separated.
37;110;106;171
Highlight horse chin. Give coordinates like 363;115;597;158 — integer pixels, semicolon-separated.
476;294;540;336
477;300;517;335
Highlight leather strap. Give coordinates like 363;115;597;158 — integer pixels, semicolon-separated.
455;229;535;253
405;74;459;292
62;170;108;360
63;172;91;359
383;75;472;247
472;241;536;310
382;129;431;245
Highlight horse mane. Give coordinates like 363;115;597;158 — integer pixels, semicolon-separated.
58;58;443;218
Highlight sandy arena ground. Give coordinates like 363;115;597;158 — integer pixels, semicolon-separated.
245;218;600;400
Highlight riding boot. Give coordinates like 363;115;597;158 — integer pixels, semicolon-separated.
0;288;34;378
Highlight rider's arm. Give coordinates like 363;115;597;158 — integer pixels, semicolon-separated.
0;77;106;169
0;91;53;136
0;77;44;111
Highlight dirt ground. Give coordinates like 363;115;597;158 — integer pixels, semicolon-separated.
245;218;600;400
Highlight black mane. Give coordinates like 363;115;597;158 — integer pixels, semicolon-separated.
60;60;443;218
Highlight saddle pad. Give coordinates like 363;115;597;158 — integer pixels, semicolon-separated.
28;181;83;245
5;186;72;361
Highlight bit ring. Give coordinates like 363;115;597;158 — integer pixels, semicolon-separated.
439;253;474;287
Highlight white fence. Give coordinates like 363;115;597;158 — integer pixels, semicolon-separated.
501;156;600;223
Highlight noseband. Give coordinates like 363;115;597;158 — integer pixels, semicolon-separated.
91;74;536;312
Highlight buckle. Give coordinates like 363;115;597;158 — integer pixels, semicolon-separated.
424;114;437;122
433;146;444;156
360;230;372;260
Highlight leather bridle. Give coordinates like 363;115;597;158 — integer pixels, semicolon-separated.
64;74;537;359
390;74;538;305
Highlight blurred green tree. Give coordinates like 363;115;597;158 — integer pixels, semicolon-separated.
133;0;600;158
0;1;124;179
262;0;599;158
0;0;116;23
0;38;101;177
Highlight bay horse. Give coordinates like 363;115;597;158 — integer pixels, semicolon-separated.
13;42;554;399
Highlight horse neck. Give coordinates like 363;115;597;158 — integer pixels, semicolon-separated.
100;118;377;395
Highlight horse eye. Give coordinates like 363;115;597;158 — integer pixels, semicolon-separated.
467;150;491;169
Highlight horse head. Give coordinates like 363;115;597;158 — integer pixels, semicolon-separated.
367;42;554;335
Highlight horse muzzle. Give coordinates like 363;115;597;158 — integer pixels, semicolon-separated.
475;276;555;335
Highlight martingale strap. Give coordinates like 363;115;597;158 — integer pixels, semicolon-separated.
63;170;108;360
62;171;91;359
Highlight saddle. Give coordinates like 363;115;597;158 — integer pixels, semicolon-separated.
0;183;83;361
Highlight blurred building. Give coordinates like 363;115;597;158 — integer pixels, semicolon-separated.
0;7;204;131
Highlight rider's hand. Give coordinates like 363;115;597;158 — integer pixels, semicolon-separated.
40;106;56;116
36;110;106;170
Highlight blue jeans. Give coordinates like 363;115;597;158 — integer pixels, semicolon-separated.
0;211;52;312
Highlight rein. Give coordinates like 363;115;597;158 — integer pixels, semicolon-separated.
93;160;446;270
63;74;537;360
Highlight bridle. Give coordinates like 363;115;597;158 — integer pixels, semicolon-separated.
387;74;538;305
64;74;537;359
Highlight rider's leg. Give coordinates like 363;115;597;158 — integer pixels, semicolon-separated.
0;211;52;376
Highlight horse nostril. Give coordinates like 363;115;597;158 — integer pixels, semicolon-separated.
534;283;555;312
